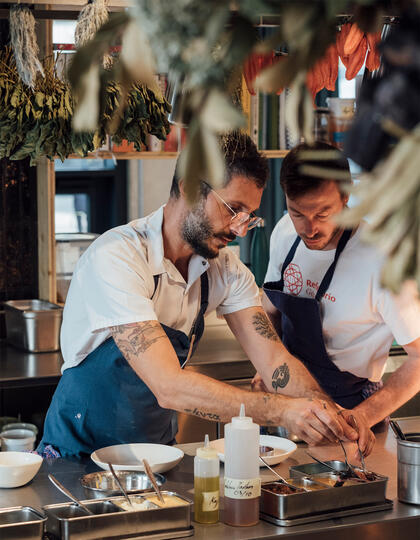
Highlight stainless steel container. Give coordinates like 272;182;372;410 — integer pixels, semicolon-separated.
0;506;46;539
43;491;193;540
259;460;389;525
4;299;63;352
397;435;420;505
80;470;166;498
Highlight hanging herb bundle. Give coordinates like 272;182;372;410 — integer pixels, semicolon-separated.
0;49;95;164
0;48;170;164
101;82;171;151
9;4;44;88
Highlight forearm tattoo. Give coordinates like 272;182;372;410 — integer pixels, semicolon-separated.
272;363;290;391
252;312;280;342
110;321;166;358
184;407;221;421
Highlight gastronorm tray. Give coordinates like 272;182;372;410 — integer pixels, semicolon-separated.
260;461;389;525
261;499;393;527
0;506;46;539
42;491;193;540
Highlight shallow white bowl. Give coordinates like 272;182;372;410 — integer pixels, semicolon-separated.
91;443;184;473
0;451;43;488
209;434;297;467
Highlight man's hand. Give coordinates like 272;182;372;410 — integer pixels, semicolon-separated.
338;409;375;458
280;397;348;446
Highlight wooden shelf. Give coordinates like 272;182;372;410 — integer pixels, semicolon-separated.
63;149;289;160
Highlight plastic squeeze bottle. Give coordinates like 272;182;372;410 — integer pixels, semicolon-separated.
224;404;260;526
194;434;220;523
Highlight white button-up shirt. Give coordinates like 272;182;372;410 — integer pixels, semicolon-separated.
60;206;260;372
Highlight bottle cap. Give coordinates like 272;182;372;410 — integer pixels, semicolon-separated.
196;434;218;459
231;403;253;426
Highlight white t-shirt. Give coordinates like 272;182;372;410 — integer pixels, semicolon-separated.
60;206;260;372
265;214;420;381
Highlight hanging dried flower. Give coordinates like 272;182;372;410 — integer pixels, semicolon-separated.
9;4;44;89
75;0;111;68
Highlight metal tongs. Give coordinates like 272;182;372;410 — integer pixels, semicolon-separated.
348;414;367;474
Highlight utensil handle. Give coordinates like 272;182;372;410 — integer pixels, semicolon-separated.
258;456;306;491
107;463;133;508
142;459;165;503
390;420;406;440
305;451;338;472
48;474;94;515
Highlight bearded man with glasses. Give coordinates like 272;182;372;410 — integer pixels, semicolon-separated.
39;132;372;460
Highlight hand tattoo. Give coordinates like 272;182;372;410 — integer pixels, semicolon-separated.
272;363;290;391
252;312;280;342
110;321;166;358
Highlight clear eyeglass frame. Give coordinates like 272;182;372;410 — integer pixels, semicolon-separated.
209;187;262;231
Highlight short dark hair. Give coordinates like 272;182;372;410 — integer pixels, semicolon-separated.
280;141;351;200
170;131;269;198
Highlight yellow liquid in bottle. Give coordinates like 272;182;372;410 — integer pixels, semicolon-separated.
194;476;219;524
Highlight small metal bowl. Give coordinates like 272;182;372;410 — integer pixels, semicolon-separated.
259;445;275;457
80;471;166;498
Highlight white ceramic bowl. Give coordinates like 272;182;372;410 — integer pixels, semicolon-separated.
91;443;184;473
209;434;297;467
0;451;43;488
0;429;36;452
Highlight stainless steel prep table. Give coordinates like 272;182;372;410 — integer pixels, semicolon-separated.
0;417;419;539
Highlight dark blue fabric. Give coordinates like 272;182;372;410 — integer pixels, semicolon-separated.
263;230;381;408
38;273;208;459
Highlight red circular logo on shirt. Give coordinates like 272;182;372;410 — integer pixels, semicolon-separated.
284;263;303;295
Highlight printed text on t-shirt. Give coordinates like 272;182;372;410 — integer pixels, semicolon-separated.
306;279;336;303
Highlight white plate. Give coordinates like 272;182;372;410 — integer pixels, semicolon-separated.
91;443;184;474
209;435;297;467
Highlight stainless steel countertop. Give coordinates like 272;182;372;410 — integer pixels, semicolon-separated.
0;341;63;388
1;418;419;539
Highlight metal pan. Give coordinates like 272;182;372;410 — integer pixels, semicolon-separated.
80;470;165;498
43;490;193;540
0;506;46;540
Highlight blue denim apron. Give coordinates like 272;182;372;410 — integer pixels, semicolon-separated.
263;230;381;409
38;273;209;458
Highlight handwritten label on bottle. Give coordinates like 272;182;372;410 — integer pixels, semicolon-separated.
202;490;219;512
224;477;261;499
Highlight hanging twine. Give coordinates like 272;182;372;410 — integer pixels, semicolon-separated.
9;4;44;88
75;0;111;67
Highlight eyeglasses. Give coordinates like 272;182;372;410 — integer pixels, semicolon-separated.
209;187;262;232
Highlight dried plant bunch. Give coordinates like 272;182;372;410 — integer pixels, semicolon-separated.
75;0;112;68
9;4;44;88
0;48;170;164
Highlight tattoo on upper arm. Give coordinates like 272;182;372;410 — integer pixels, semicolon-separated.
272;363;290;391
110;321;166;358
252;312;280;342
184;408;220;421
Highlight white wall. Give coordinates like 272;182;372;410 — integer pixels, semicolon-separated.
127;158;177;220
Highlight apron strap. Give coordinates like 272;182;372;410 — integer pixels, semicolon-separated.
315;229;353;301
152;272;209;339
279;236;301;291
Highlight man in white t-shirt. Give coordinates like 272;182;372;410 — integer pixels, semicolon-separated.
261;141;420;431
38;134;369;459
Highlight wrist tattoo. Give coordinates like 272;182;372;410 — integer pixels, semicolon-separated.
184;408;221;421
110;321;166;357
252;312;280;342
272;363;290;391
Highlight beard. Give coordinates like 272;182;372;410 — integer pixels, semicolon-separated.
181;202;236;259
301;227;342;250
